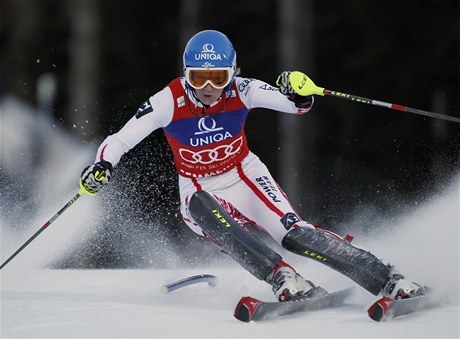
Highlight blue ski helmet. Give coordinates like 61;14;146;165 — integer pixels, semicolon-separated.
183;30;237;90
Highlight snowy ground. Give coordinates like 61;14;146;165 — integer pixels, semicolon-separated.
1;267;459;338
1;178;459;338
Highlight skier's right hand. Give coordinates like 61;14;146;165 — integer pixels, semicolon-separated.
80;160;113;195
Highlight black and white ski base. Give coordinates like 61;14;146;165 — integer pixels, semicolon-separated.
367;293;436;321
234;288;353;322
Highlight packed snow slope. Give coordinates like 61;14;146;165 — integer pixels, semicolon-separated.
1;176;459;338
1;268;458;339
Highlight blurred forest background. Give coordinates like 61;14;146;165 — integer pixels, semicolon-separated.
1;0;459;268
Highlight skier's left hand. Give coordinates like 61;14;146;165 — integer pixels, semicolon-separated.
276;71;320;108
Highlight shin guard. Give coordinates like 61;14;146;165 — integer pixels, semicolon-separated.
189;190;281;281
282;227;390;295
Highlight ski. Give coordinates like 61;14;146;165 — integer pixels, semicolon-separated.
234;288;353;322
367;292;436;321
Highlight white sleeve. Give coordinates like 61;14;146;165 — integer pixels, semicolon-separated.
95;87;174;166
235;77;313;114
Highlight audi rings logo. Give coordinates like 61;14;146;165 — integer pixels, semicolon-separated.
180;137;243;164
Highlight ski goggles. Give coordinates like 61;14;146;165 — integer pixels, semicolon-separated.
185;68;233;89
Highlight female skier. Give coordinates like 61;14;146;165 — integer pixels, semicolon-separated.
80;30;425;302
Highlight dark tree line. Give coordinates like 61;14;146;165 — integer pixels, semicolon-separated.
1;0;458;267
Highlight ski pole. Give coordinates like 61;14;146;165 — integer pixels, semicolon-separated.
290;71;460;124
322;89;460;124
0;187;88;270
161;274;218;294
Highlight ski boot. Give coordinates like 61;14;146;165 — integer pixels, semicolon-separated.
382;267;428;299
266;260;327;301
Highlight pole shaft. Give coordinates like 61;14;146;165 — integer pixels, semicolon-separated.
0;190;84;270
323;89;460;123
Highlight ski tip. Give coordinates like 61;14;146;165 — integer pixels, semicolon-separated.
367;296;394;322
234;305;251;322
234;296;262;322
368;302;385;321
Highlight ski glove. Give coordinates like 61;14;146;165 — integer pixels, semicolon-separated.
276;71;316;108
80;160;113;195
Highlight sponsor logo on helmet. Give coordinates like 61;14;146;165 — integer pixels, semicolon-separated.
201;61;215;68
195;43;222;61
202;44;214;53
